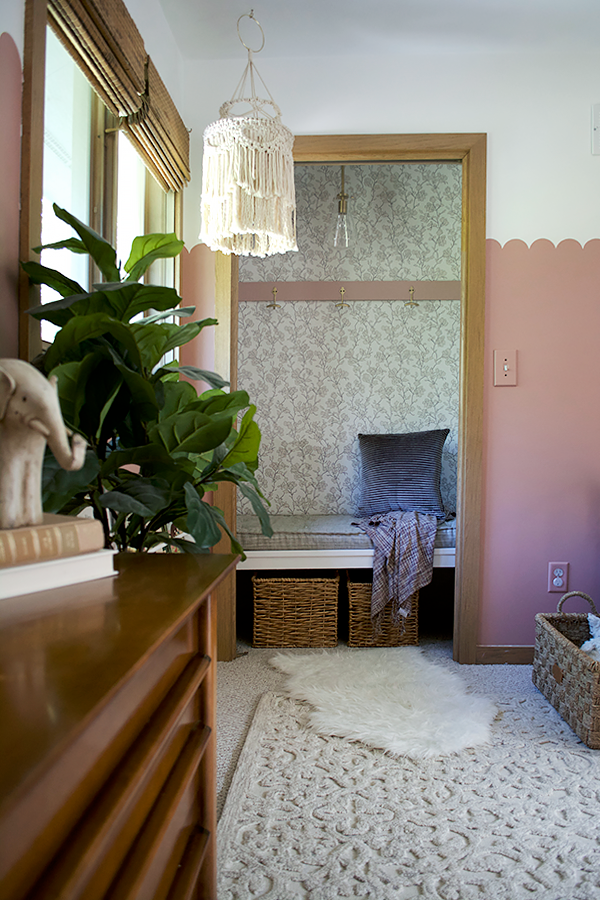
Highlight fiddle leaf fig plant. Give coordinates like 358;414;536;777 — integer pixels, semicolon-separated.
23;203;271;556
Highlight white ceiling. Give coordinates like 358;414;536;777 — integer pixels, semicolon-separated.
157;0;600;61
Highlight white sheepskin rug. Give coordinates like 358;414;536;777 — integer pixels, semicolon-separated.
270;647;497;757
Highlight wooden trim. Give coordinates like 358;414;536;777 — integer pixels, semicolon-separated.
293;134;487;665
19;0;48;361
239;280;462;302
213;253;239;661
476;645;535;665
454;134;487;665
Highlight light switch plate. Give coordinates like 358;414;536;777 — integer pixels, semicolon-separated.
493;350;517;386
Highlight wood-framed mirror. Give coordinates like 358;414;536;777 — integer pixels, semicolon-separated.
218;133;486;663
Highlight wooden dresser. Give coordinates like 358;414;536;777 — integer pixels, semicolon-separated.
0;552;237;900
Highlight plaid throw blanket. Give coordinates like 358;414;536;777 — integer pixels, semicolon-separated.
352;510;439;622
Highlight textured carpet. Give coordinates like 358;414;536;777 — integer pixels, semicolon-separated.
270;647;497;757
217;658;600;899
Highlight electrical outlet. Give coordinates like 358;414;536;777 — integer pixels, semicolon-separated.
548;562;569;592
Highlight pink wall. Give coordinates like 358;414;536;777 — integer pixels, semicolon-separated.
481;238;600;644
0;33;22;358
179;243;217;391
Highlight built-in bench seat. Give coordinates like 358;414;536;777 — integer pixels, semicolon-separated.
236;514;456;570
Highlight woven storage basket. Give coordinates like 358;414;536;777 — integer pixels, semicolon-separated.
252;575;339;648
532;591;600;749
347;577;419;647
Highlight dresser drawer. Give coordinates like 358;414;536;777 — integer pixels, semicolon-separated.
27;652;210;900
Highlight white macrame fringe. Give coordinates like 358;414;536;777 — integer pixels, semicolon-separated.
200;116;298;258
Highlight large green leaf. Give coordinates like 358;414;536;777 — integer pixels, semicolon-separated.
190;389;249;418
99;491;153;517
220;406;261;467
237;482;273;537
53;204;121;282
184;483;222;548
113;364;159;421
124;233;185;282
116;284;182;321
22;260;85;300
150;409;233;456
48;360;83;427
44;313;143;371
144;306;195;324
161;321;206;357
42;446;101;513
130;322;172;371
33;237;87;254
206;504;246;558
158;381;199;420
99;478;172;517
161;363;229;390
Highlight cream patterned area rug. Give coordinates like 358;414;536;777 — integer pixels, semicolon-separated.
270;648;497;757
218;655;600;900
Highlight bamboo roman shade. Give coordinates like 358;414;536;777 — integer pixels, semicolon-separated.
47;0;190;191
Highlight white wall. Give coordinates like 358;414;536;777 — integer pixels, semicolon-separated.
182;48;600;248
122;0;186;113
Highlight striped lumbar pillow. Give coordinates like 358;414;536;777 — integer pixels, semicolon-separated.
357;429;449;517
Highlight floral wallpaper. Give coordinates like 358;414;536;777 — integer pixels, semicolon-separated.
237;164;462;517
239;164;462;283
239;300;460;516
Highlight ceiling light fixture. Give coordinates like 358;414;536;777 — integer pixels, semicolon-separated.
333;165;352;249
199;10;298;258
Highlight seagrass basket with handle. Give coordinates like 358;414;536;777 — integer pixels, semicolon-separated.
532;591;600;748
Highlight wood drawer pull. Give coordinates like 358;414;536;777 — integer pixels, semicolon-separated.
105;725;211;900
29;654;210;900
165;827;210;900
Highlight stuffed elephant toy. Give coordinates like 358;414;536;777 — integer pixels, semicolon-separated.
0;359;87;530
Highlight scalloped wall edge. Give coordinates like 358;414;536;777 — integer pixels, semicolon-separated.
488;238;600;252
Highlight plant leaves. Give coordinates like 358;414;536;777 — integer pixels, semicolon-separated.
53;204;121;282
220;406;261;467
22;260;85;301
150;409;233;455
190;389;249;418
44;313;143;371
144;306;195;324
158;381;199;420
237;482;273;537
184;483;222;548
101;444;173;476
33;237;88;254
207;504;246;558
42;446;101;513
124;233;184;282
99;478;172;516
162;364;229;390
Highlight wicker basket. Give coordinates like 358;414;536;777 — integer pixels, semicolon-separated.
252;575;339;648
347;577;419;647
532;591;600;748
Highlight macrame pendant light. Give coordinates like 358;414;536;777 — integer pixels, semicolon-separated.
200;11;298;258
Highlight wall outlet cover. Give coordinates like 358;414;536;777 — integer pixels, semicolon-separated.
494;350;518;386
548;562;569;592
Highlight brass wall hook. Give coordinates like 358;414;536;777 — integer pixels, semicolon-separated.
404;286;419;308
266;287;281;309
335;286;349;309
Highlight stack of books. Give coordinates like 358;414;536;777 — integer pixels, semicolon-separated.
0;514;116;600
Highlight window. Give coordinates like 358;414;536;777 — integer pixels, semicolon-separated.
40;25;177;343
20;0;189;359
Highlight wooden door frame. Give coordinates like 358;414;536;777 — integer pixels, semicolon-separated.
223;133;486;663
293;134;486;664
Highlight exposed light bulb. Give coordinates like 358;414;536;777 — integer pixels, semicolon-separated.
333;165;353;249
